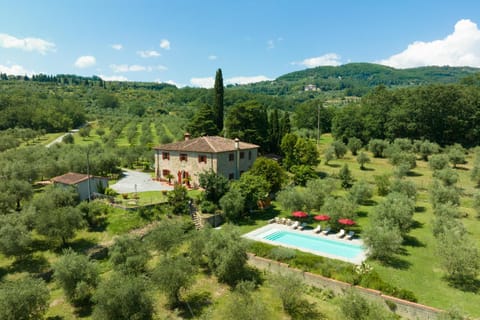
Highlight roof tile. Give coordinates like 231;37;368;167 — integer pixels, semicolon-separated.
153;136;259;153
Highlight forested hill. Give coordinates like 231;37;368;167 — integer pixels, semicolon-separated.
236;63;480;96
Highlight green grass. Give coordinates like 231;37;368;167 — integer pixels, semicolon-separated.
114;191;168;207
310;134;480;317
106;207;150;235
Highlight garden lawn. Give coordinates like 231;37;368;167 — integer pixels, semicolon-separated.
313;134;480;317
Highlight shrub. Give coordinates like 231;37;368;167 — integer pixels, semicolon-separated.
268;247;296;261
247;241;274;257
200;200;217;213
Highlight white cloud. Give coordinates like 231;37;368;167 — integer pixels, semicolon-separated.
111;44;123;50
190;77;214;88
153;65;168;71
0;63;33;75
226;75;272;85
160;39;170;50
0;33;55;54
137;50;161;58
208;55;218;60
293;53;342;68
99;74;128;81
74;55;96;68
379;19;480;68
110;64;146;72
110;64;166;72
190;75;272;88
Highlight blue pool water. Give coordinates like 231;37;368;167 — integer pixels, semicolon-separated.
263;230;364;260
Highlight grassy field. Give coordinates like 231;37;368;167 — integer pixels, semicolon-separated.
309;135;480;317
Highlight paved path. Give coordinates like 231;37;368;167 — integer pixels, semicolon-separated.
45;129;79;148
110;169;173;193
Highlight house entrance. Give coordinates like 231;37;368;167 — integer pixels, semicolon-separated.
177;170;190;186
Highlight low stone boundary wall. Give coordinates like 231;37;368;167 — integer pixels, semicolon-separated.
247;253;442;320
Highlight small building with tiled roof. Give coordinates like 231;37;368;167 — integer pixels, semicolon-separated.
153;134;259;186
52;172;108;201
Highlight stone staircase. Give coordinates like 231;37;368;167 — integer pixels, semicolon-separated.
190;204;203;229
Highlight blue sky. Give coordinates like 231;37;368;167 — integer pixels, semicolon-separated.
1;0;480;87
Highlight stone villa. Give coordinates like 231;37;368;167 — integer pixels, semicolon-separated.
153;134;259;187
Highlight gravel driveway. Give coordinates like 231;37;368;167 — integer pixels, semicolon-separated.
110;169;173;193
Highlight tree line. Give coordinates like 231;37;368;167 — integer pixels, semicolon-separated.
332;84;480;147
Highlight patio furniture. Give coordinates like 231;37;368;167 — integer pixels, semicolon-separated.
322;227;331;235
336;229;346;238
346;231;355;240
313;225;322;233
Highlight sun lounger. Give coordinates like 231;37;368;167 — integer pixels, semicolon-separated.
336;229;346;238
299;222;308;230
268;218;276;224
322;227;331;235
313;225;322;233
280;217;287;224
291;221;300;229
286;218;293;226
346;231;355;240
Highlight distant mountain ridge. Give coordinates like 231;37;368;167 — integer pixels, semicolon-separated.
236;63;480;96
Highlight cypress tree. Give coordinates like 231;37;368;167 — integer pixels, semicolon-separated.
268;109;280;153
214;68;224;132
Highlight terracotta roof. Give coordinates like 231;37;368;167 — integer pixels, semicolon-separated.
51;172;93;185
153;136;259;153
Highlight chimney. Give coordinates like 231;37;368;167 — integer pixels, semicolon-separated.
234;138;240;150
184;132;191;141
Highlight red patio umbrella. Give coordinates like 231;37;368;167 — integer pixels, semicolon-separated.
292;211;308;218
338;218;355;226
314;214;331;221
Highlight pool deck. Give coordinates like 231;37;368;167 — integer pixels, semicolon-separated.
243;223;367;265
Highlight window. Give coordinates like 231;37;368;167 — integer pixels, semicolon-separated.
162;152;170;160
229;153;234;161
198;155;207;163
162;169;170;177
248;150;252;160
228;173;234;180
240;151;245;159
180;153;188;161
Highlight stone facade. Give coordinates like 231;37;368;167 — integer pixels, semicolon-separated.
154;135;259;186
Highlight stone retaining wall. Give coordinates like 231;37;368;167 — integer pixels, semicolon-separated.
247;253;442;320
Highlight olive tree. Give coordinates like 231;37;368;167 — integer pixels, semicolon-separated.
347;137;363;156
356;151;370;170
437;230;480;285
152;255;196;308
109;235;150;275
363;221;403;261
93;274;153;320
372;192;415;235
0;277;49;320
53;248;99;306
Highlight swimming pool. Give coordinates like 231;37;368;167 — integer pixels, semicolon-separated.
244;225;366;264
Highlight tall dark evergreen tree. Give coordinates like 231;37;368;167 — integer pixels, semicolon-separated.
189;104;218;137
214;68;224;132
280;111;291;136
268;109;280;153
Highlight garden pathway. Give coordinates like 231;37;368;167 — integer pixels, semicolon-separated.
110;169;173;193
